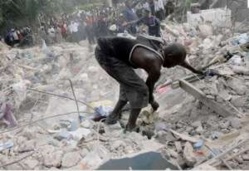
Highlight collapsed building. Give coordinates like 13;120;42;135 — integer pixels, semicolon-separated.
0;2;249;170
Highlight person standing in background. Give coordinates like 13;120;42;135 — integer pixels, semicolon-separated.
155;0;165;21
123;0;138;34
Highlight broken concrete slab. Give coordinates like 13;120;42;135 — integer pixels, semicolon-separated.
219;90;232;101
43;150;63;168
111;140;126;150
81;151;104;168
179;79;235;117
228;117;242;129
196;125;204;134
17;140;36;153
227;78;247;95
219;120;230;129
198;25;213;39
242;154;249;161
5;163;24;170
191;120;202;128
175;141;182;153
183;142;197;167
231;65;249;75
23;158;40;169
231;96;248;108
168;149;179;159
62;151;82;168
156;131;177;143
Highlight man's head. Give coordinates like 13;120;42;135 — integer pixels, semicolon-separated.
143;9;151;17
162;43;187;68
125;0;131;8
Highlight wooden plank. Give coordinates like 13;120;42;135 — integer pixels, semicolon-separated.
171;74;204;89
203;138;249;166
179;79;234;117
170;129;199;143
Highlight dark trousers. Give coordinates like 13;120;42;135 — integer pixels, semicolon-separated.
156;9;165;21
95;47;149;109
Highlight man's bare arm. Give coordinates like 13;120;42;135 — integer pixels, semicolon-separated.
146;69;161;111
180;61;204;75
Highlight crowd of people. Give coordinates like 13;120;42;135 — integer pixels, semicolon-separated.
1;0;175;47
1;27;33;47
39;0;175;45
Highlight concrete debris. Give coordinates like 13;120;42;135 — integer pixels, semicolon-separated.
111;140;126;150
242;154;249;161
0;7;249;170
211;132;223;140
43;150;63;168
17;140;36;153
195;125;204;134
191;120;202;128
219;120;230;130
155;122;171;132
227;78;247;95
54;130;73;141
231;65;249;75
229;55;243;66
81;146;109;169
168;149;179;159
156;131;177;143
62;151;82;168
229;117;242;129
235;156;244;164
5;163;24;170
183;142;197;167
174;141;182;153
80;120;92;129
23;158;39;170
70;128;91;141
193;164;217;170
198;24;213;39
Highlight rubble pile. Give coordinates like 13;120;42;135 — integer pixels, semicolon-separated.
158;19;237;84
1;11;249;169
153;18;249;169
0;41;165;170
0;121;163;170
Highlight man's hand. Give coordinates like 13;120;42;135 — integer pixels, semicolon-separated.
150;100;159;112
180;61;204;75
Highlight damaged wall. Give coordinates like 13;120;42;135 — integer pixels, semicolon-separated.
209;0;249;22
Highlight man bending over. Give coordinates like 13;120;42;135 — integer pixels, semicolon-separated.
95;36;203;132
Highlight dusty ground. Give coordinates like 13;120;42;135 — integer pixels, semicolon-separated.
0;20;249;170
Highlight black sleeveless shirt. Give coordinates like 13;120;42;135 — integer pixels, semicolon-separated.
97;36;164;68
